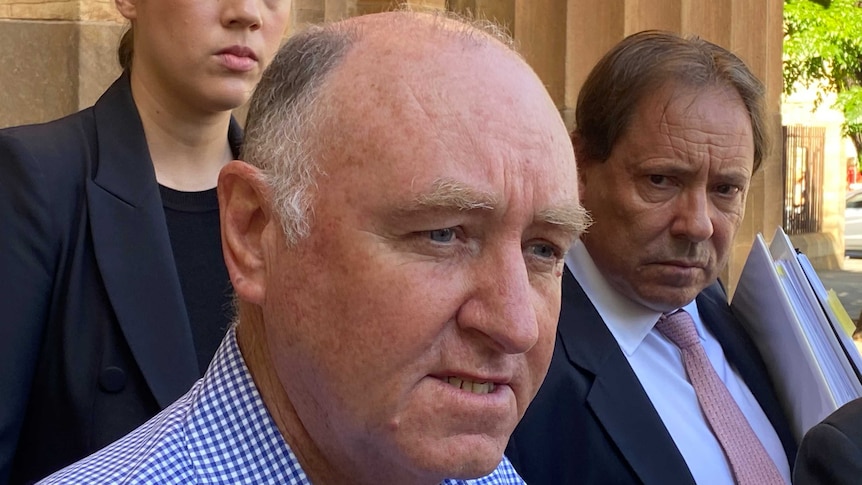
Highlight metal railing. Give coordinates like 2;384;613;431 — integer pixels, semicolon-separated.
782;125;825;235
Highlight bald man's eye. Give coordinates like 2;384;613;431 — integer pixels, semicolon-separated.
524;240;564;273
531;244;555;259
428;228;456;243
526;242;563;260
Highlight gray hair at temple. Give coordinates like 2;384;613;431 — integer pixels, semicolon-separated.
239;24;353;245
574;29;768;172
240;11;516;244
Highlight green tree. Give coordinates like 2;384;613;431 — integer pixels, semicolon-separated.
784;0;862;157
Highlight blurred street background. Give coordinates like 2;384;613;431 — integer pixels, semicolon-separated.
820;258;862;327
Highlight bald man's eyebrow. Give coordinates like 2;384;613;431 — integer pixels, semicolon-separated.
537;203;593;236
402;179;592;237
412;178;498;211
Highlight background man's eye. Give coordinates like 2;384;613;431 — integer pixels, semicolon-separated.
429;228;455;242
649;175;666;184
716;184;739;195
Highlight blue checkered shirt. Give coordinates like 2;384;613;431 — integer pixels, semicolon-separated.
39;326;525;484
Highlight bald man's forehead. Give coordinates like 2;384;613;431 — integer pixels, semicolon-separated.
322;15;516;88
305;11;567;187
314;41;537;175
321;30;519;117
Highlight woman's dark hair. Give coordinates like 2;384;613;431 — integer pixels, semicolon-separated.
118;27;134;71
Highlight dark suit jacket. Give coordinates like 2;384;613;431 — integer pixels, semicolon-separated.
793;398;862;485
506;267;797;484
0;73;241;484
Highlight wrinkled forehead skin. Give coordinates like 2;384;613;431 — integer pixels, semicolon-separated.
309;13;576;202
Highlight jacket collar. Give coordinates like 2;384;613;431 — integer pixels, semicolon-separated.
86;72;219;407
557;267;696;485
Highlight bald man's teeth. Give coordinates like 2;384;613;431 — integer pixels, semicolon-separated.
445;377;495;394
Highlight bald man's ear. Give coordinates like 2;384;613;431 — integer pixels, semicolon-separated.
218;161;274;306
114;0;137;21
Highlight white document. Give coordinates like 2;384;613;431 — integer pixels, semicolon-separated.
768;227;862;405
797;252;862;380
730;233;837;440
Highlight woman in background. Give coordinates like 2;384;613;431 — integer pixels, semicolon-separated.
0;0;291;482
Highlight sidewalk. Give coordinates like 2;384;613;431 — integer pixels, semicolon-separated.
818;257;862;326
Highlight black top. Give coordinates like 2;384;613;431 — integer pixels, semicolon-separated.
160;185;233;373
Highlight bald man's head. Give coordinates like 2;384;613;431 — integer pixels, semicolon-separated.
220;10;586;484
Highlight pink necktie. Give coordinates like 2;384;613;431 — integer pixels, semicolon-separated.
655;310;785;485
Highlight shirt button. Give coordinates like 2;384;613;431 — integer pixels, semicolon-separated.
99;366;126;393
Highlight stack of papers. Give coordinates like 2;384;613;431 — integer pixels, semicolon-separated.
730;227;862;441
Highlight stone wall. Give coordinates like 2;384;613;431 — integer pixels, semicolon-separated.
0;0;786;291
0;0;124;127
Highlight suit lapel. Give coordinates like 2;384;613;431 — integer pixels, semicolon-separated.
86;73;200;408
557;269;695;485
698;283;798;466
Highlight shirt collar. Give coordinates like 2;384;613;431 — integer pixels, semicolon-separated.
565;241;703;355
189;325;311;484
199;326;523;485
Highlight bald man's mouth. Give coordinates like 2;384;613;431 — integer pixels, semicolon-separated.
444;376;496;394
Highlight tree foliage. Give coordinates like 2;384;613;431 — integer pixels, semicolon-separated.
784;0;862;155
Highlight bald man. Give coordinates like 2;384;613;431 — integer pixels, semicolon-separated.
38;10;589;485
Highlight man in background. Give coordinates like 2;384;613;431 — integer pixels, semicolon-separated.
507;30;797;485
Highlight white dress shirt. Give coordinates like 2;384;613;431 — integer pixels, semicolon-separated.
566;241;791;484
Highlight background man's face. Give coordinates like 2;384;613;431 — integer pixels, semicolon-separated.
259;37;582;482
580;82;754;312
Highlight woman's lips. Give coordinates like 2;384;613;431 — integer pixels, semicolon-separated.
217;46;258;72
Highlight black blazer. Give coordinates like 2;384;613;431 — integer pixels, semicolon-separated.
793;397;862;485
0;74;241;484
506;267;797;484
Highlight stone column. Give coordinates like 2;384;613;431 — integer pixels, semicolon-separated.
623;0;680;33
514;0;567;109
564;0;625;129
293;0;326;32
0;0;123;128
726;0;786;290
448;0;514;32
681;0;730;46
78;0;124;109
318;0;446;22
354;0;444;14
